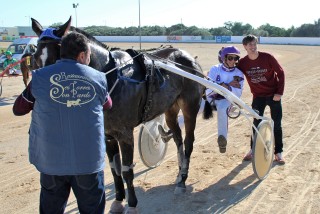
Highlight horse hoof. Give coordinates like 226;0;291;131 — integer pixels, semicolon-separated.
174;186;186;195
125;206;139;214
109;200;125;213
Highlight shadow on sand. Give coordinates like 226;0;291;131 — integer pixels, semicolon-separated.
0;95;18;106
134;161;261;214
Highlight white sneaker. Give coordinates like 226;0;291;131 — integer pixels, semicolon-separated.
275;153;285;164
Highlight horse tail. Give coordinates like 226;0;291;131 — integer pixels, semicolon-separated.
202;93;213;120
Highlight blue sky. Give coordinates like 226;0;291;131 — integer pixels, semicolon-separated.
1;0;318;29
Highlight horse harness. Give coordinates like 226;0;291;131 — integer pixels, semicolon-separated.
112;49;166;123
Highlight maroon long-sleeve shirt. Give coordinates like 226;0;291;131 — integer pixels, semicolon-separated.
237;51;285;98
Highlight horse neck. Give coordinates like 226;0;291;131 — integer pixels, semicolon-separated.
89;43;112;71
89;43;118;91
150;47;179;59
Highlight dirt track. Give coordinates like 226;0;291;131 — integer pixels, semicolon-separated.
1;42;320;213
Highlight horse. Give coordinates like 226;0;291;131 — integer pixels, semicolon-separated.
20;53;35;87
28;16;205;213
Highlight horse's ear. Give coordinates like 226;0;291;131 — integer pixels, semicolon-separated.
31;18;43;37
55;16;72;38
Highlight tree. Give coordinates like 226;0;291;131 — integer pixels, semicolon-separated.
77;18;320;37
50;22;64;28
258;24;288;37
224;21;253;35
209;27;231;36
291;24;319;37
141;26;166;36
166;24;187;35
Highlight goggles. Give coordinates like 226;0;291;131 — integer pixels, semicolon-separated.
227;56;239;61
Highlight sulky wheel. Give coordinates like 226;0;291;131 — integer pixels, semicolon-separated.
252;120;274;180
138;114;168;168
227;104;241;119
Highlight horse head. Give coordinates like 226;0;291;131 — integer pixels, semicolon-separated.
31;17;112;73
31;16;71;68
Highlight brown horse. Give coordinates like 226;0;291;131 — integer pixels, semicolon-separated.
28;17;205;213
20;53;34;87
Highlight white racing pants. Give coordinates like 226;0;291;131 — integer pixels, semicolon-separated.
215;99;230;139
206;89;231;140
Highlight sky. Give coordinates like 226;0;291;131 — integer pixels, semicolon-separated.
0;0;319;29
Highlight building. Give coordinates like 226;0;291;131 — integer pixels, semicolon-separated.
0;26;37;41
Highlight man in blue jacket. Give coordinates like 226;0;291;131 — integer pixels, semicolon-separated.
13;32;112;213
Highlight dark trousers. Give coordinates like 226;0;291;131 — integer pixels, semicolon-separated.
40;171;105;214
250;96;283;154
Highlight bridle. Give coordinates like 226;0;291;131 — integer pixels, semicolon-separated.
37;39;61;45
32;27;63;68
34;38;61;68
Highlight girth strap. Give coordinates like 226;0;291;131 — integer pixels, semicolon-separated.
142;60;156;122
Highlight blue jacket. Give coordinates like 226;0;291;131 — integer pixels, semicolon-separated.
26;59;108;175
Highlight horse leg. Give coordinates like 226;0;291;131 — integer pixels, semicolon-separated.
177;100;199;194
165;105;187;194
119;132;138;212
20;61;29;87
105;135;126;213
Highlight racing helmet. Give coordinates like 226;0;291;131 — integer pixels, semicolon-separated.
220;46;240;61
218;47;224;63
5;51;12;56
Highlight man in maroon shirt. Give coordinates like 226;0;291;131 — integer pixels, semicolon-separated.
238;34;285;164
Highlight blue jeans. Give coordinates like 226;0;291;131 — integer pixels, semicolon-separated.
40;171;105;214
250;96;283;154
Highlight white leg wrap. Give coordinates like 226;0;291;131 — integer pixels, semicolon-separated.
121;163;135;172
109;153;121;176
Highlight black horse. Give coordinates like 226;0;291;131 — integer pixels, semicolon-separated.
27;17;205;213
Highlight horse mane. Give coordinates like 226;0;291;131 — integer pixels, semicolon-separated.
108;45;175;54
70;26;110;50
138;44;174;53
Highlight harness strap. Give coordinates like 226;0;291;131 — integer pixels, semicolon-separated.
108;78;119;95
142;60;156;122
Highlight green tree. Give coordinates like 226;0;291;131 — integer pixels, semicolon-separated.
291;24;318;37
257;24;288;37
77;18;320;37
209;27;231;36
166;24;187;35
50;22;64;28
224;21;253;35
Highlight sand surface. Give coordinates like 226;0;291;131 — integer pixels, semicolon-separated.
1;42;320;213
